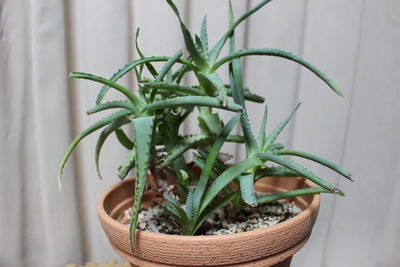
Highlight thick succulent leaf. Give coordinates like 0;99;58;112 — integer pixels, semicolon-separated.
69;72;145;112
185;189;195;220
86;101;137;115
209;0;273;63
257;104;269;149
193;113;241;218
255;166;301;181
96;56;195;104
129;116;155;249
197;72;228;106
257;187;344;205
193;191;239;234
142;82;205;96
212;48;344;96
227;90;264;103
263;103;300;151
144;96;242;113
198;112;223;136
200;15;208;54
156;50;183;82
115;128;134;150
160;135;211;168
95;116;131;180
135;27;158;78
165;0;207;70
256;152;339;192
200;158;263;213
239;172;257;205
57;109;132;190
276;150;353;181
118;147;136;180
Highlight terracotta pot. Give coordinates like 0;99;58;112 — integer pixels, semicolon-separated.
97;177;320;267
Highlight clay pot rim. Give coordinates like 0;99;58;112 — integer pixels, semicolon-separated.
97;176;320;241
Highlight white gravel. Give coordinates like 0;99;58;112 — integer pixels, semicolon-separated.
118;200;301;235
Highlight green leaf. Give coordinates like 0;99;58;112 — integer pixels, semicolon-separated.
193;113;241;218
129;116;155;250
275;150;353;181
143;96;242;113
239;172;257;205
142;82;205;96
257;104;269;149
134;27;158;78
193;191;239;234
197;72;228;106
227;90;265;103
255;166;301;181
209;0;273;63
256;152;340;192
160;135;211;168
115;128;134;150
57;109;132;190
118;147;136;180
185;189;195;220
263;103;300;151
86;101;137;115
198;112;223;136
95;116;131;180
165;0;207;70
200;15;209;54
212;48;344;96
200;158;263;213
256;187;344;205
69;72;145;113
96;56;195;104
156;50;183;82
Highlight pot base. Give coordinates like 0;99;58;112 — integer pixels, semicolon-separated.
112;236;307;267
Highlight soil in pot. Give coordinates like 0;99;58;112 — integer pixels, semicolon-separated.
117;199;301;236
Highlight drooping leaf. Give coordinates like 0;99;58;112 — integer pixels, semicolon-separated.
276;150;353;181
142;82;205;96
256;152;340;192
212;48;344;96
115;128;134;150
95;116;131;180
143;96;242;113
69;72;145;112
96;56;195;104
57;109;132;190
86;101;137;115
256;187;344;205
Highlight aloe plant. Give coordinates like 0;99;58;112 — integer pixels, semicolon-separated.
58;0;352;249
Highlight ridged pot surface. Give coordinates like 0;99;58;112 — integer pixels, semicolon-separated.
97;177;320;267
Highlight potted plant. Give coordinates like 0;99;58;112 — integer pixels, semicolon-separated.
58;0;352;266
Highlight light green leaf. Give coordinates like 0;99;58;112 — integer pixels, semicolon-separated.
129;116;155;249
193;113;241;218
115;128;134;150
57;109;132;190
212;48;344;96
257;187;344;205
263;103;300;151
257;104;269;149
239;172;257;205
276;150;353;181
86;101;137;115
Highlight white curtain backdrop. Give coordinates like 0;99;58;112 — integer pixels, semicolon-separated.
1;0;399;266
